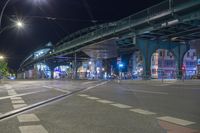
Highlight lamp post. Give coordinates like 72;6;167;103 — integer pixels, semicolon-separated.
0;0;48;29
0;0;25;34
0;20;25;34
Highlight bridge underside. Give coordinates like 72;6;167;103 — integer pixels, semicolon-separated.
81;39;118;59
138;21;200;42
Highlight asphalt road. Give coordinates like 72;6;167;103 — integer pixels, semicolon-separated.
0;79;199;133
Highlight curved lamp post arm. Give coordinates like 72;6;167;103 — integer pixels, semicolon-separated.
0;0;11;29
0;25;12;34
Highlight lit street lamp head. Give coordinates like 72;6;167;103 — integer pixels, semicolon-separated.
0;55;4;60
15;20;24;28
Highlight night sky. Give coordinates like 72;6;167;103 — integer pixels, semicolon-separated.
0;0;161;70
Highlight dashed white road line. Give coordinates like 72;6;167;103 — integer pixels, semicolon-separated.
97;99;113;104
110;103;132;109
54;88;71;93
43;86;53;89
127;89;168;95
19;125;48;133
7;90;16;93
4;84;12;90
86;96;100;100
7;90;17;96
0;90;47;100
130;108;156;115
78;94;197;127
17;114;40;122
10;97;22;100
13;104;27;109
83;81;108;92
11;99;25;104
82;81;95;85
8;93;17;96
78;94;89;97
43;86;71;93
157;116;195;126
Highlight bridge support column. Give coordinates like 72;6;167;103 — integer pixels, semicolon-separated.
50;68;54;79
191;42;200;75
136;39;157;79
197;51;200;75
171;44;190;80
73;52;77;79
135;38;190;80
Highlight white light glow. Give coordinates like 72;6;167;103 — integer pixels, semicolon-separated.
15;20;24;28
32;0;48;5
0;55;4;60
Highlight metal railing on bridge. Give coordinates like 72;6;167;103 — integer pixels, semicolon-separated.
53;0;200;56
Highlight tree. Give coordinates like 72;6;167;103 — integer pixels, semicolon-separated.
0;60;8;79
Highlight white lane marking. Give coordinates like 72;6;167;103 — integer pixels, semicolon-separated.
11;99;25;104
153;84;171;86
130;108;156;115
43;86;53;89
7;90;17;96
82;81;95;85
54;88;71;93
8;92;17;96
13;104;27;109
157;116;195;126
86;96;100;100
43;86;71;93
111;103;132;109
19;125;48;133
4;84;12;89
83;81;108;92
17;114;40;122
78;94;89;97
97;99;114;104
0;90;47;100
10;97;22;100
127;89;168;95
7;90;16;93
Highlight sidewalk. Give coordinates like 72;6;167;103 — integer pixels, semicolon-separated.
114;79;200;85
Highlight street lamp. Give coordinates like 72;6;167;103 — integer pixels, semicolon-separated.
0;0;48;29
0;0;25;34
0;55;4;60
0;19;25;34
16;20;24;28
14;19;25;30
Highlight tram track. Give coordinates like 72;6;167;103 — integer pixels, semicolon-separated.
0;81;108;121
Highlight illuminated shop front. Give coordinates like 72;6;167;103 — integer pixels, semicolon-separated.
54;66;71;79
